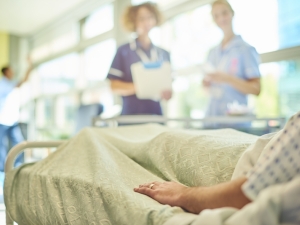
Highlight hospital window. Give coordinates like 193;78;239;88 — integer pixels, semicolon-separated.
153;0;296;63
83;4;114;39
132;0;185;7
229;0;300;53
19;69;40;106
81;87;115;116
83;39;116;84
167;59;300;120
31;26;79;63
83;38;116;115
54;95;78;136
276;60;300;118
35;95;79;140
37;53;80;94
49;30;79;55
31;44;51;63
246;59;300;119
35;98;54;130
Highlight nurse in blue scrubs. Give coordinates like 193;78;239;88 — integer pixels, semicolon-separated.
107;2;171;115
203;0;261;116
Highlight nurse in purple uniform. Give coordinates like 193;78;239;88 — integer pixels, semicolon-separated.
107;2;171;115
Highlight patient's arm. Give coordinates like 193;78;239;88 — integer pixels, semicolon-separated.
134;177;251;214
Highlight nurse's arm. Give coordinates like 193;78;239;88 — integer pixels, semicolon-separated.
110;79;136;96
209;72;261;96
228;77;261;96
16;57;33;88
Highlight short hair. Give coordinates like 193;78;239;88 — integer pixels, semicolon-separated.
1;66;10;76
211;0;235;15
122;2;163;32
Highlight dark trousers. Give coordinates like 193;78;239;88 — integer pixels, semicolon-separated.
0;123;24;172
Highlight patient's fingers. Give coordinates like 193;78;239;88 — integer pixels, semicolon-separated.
133;187;155;198
134;181;163;196
139;181;161;188
139;182;155;188
139;183;151;188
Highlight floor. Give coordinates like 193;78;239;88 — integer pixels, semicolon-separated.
0;172;6;223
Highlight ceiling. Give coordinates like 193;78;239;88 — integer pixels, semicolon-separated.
0;0;86;36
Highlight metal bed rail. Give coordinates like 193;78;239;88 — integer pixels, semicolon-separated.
5;141;65;225
93;115;286;130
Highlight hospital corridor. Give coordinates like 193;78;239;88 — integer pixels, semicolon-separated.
0;0;300;224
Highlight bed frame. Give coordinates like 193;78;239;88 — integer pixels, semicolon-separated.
4;141;65;225
4;115;286;224
93;115;286;130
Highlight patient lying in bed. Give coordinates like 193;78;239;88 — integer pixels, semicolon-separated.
135;111;300;224
4;112;300;225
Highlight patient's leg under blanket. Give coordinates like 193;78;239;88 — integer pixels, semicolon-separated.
96;124;258;186
5;124;258;225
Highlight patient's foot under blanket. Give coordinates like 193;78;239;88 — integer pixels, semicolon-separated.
5;124;257;225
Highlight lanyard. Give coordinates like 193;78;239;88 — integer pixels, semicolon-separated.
136;47;159;63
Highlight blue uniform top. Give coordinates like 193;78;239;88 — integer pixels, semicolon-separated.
206;35;261;116
0;77;17;112
0;77;18;126
107;39;170;115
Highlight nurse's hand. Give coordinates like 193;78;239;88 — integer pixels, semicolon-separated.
202;77;211;87
208;71;232;84
161;90;172;101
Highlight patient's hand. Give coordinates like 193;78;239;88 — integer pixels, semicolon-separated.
134;181;188;208
202;77;211;87
134;177;250;214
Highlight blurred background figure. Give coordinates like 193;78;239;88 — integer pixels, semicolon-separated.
0;59;32;172
107;2;172;116
203;0;261;117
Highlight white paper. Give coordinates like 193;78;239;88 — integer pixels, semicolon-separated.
131;62;172;100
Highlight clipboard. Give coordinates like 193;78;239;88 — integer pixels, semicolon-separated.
131;61;172;100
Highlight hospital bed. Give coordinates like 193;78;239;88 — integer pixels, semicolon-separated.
93;115;286;135
3;116;287;224
5;141;65;225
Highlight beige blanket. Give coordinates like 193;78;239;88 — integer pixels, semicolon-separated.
165;131;300;225
5;124;257;225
